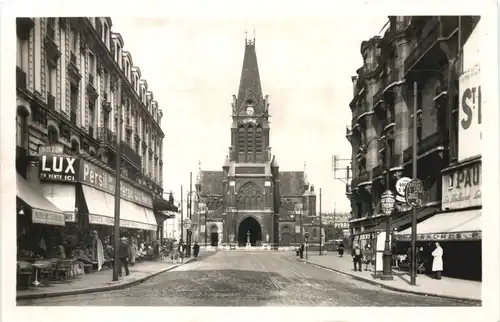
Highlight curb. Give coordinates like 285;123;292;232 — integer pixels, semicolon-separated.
17;258;196;301
297;259;481;304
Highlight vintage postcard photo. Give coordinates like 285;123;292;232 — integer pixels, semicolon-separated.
1;1;499;321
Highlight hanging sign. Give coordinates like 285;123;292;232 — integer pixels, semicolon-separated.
380;190;396;215
405;179;424;208
395;177;412;197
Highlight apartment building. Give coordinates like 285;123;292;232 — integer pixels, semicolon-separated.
345;16;482;280
16;17;175;245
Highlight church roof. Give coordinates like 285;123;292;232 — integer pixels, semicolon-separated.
237;39;262;103
279;171;306;196
200;171;224;195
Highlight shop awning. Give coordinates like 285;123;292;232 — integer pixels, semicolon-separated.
41;183;77;222
120;199;158;231
16;174;65;226
363;206;439;235
396;209;481;241
82;185;115;227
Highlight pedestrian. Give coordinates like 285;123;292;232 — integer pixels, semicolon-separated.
337;241;345;257
118;237;130;277
351;244;363;272
363;244;373;271
193;241;200;259
178;240;186;264
129;237;137;266
431;242;444;279
299;243;305;259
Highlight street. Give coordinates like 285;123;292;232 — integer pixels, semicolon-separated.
17;251;478;306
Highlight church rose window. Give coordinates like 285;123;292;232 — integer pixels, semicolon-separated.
237;182;262;210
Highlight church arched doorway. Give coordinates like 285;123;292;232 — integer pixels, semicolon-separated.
281;226;290;246
210;225;219;246
238;216;262;246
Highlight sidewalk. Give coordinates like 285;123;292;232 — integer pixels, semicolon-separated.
298;254;481;302
16;258;194;300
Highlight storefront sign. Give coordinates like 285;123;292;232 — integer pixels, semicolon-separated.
32;210;65;226
40;155;79;182
64;213;77;222
396;230;482;241
80;160;153;208
88;214;157;231
405;179;424;208
442;161;481;210
458;66;482;161
38;144;64;155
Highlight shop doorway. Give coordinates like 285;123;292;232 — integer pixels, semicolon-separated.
210;225;219;246
238;216;262;246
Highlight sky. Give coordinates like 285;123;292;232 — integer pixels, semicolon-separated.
111;14;388;213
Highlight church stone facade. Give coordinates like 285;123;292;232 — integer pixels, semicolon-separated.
194;37;320;248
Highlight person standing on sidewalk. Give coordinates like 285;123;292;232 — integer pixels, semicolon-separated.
178;240;186;264
363;244;373;271
431;242;443;279
351;244;363;272
129;237;138;267
299;243;305;259
118;237;130;277
193;241;200;259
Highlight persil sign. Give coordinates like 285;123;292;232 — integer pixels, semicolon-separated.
458;66;482;162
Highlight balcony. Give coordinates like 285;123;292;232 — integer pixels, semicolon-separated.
403;131;444;163
121;140;142;169
47;93;55;110
16;18;34;40
404;18;451;77
68;51;81;82
16;67;27;90
44;26;61;63
87;74;98;101
98;127;117;147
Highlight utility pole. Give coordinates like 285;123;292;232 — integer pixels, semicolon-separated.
410;81;418;286
189;172;192;219
180;185;184;241
112;79;122;282
319;188;323;256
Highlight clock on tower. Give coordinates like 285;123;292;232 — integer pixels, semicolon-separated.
246;106;255;115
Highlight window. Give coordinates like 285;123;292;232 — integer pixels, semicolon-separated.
103;24;109;47
70;28;77;53
16;114;27;148
46;61;56;95
312;229;317;238
238;125;245;153
70;85;78;125
48;127;58;144
89;102;95;134
89;52;96;78
247;125;254;161
255;124;263;153
46;18;56;41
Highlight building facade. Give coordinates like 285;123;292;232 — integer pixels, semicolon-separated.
192;38;320;248
345;16;482;280
16;17;175;252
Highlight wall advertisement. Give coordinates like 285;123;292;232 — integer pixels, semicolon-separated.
441;161;481;210
458;66;482;162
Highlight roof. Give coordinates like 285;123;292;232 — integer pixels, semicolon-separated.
279;171;306;196
237;39;262;103
200;171;224;195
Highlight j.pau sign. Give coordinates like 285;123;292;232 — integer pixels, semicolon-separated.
442;161;481;210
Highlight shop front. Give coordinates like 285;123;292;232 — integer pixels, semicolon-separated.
37;150;158;255
396;157;482;280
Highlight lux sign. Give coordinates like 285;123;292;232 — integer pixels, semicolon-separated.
40;155;78;182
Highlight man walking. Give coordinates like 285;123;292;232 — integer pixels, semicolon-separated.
118;237;130;277
193;241;200;259
351;244;363;272
178;240;186;264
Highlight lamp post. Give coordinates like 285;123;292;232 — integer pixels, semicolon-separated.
304;233;309;259
360;135;394;281
185;172;200;258
204;209;208;247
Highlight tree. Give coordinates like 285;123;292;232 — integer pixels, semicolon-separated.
325;224;344;241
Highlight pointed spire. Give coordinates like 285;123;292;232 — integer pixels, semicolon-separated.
237;31;262;103
304;161;309;185
196;160;201;185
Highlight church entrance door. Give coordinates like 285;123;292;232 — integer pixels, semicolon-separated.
210;225;219;247
238;216;262;247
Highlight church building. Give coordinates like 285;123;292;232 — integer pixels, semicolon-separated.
194;36;320;248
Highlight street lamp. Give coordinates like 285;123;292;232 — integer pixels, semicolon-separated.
304;233;309;259
359;135;394;281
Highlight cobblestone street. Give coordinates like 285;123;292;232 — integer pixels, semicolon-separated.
17;251;479;306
